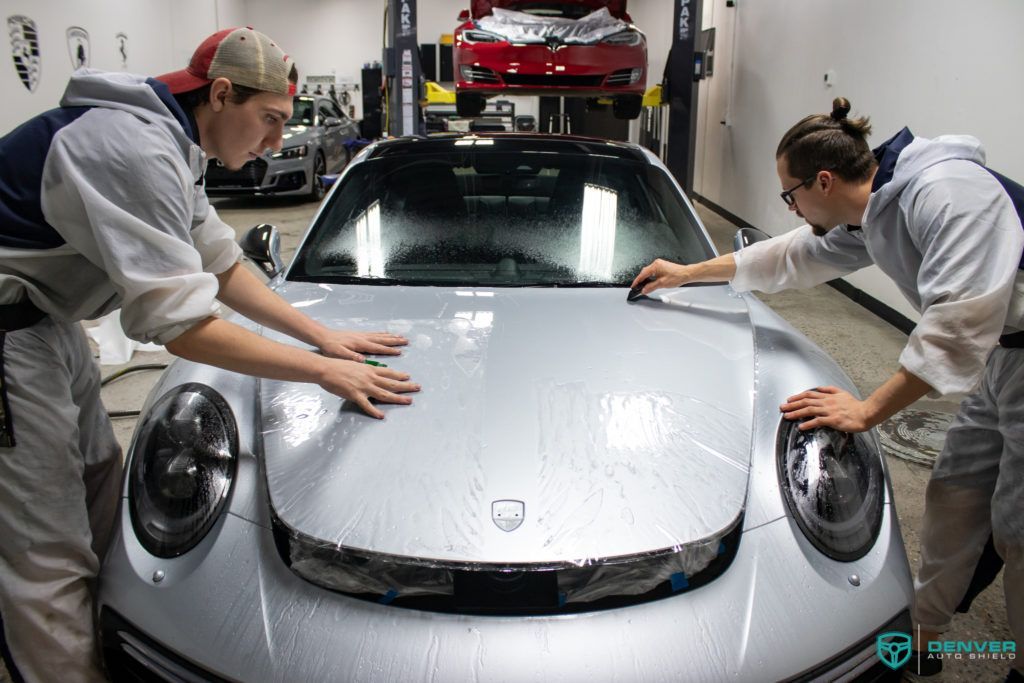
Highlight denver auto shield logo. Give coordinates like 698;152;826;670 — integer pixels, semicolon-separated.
877;631;912;670
8;15;40;92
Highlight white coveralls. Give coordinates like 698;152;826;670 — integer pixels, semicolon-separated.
730;131;1024;665
0;70;242;682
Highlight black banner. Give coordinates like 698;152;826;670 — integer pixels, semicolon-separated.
388;0;422;136
665;0;702;195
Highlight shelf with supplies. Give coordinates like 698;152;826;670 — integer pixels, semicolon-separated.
425;98;516;132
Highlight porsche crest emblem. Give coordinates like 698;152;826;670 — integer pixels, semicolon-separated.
66;26;89;69
492;499;525;532
8;15;40;92
115;32;127;69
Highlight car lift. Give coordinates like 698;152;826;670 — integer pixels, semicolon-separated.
383;0;704;195
382;0;424;137
664;0;703;194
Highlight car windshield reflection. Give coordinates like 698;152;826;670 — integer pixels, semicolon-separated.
289;149;712;287
289;96;316;126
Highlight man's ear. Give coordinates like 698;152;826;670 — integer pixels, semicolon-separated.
818;170;836;195
208;77;232;112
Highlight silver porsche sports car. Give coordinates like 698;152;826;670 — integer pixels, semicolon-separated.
98;134;913;682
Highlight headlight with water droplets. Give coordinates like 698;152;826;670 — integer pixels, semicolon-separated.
776;417;884;562
129;384;238;558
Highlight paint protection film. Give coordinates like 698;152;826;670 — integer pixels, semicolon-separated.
475;8;630;45
257;285;754;610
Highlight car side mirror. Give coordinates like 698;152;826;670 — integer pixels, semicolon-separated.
458;9;470;21
733;226;771;252
240;224;285;279
323;116;342;128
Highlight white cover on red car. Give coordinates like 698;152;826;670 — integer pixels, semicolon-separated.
476;7;629;44
472;0;628;20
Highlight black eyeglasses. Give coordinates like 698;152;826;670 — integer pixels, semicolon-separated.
780;174;818;206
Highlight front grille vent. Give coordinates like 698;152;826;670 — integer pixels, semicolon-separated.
204;159;268;188
460;65;501;83
606;68;641;86
502;74;604;87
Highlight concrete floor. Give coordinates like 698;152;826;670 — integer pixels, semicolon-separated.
2;196;1011;682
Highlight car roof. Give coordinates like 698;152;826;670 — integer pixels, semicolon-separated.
367;133;649;162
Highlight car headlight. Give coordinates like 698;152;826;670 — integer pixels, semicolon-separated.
129;384;238;558
272;144;308;159
602;31;643;46
462;29;502;44
776;417;884;561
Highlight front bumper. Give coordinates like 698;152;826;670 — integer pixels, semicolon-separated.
204;156;313;197
454;42;646;97
98;500;912;682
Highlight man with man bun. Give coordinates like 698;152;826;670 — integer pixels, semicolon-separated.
0;27;420;681
633;97;1023;681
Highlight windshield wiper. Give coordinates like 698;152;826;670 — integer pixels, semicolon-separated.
290;274;452;286
554;281;622;288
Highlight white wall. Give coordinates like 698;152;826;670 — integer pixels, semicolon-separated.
168;0;221;70
695;0;1024;321
2;0;183;132
216;0;249;30
244;0;389;120
1;0;261;134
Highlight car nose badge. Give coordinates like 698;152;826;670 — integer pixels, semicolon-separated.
492;500;525;532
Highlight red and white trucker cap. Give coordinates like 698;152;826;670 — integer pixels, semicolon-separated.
156;27;296;96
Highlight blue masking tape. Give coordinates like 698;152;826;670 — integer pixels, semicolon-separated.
670;572;689;591
558;592;567;607
379;589;398;605
718;542;726;556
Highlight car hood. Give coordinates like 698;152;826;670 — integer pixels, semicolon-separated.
280;125;318;147
260;284;753;564
472;0;628;20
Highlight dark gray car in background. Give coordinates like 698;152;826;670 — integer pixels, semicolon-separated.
205;94;359;201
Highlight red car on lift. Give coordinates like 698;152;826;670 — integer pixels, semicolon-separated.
454;0;647;120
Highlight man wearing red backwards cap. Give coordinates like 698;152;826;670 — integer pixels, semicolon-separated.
0;28;419;681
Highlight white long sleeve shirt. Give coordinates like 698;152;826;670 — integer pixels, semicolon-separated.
731;133;1024;396
0;69;241;344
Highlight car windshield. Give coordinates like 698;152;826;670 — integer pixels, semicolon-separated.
289;146;713;287
289;97;315;126
505;2;597;18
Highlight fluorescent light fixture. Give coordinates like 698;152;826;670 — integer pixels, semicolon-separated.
578;183;618;279
355;200;384;277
